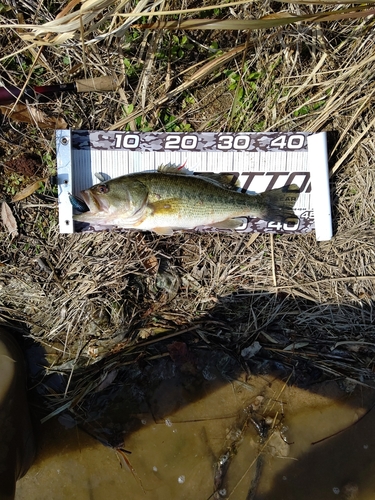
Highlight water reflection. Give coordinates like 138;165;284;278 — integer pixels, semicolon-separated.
15;292;375;499
17;347;375;500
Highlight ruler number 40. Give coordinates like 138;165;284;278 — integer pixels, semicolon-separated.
270;134;305;150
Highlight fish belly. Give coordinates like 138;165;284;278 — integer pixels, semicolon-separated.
132;196;249;233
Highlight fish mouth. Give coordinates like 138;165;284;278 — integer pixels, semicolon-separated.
80;190;109;213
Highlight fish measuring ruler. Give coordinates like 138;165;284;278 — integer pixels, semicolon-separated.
56;130;331;240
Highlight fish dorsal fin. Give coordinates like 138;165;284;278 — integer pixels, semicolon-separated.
157;164;240;190
157;163;193;175
194;172;241;190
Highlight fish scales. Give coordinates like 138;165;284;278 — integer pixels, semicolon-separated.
140;173;266;218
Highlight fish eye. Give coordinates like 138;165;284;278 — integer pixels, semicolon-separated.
95;184;109;194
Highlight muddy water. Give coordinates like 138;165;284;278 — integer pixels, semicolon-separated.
16;358;375;500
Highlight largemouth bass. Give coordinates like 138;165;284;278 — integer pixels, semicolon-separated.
74;165;299;235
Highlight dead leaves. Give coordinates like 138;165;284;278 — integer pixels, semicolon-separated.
12;178;47;202
1;178;48;237
0;103;67;129
1;201;18;238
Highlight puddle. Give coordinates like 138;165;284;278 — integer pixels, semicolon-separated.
16;349;375;500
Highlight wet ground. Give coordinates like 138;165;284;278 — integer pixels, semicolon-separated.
16;346;375;500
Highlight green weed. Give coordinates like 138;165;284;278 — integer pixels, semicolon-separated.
162;111;193;132
2;173;26;195
123;57;142;78
42;152;56;175
293;100;326;117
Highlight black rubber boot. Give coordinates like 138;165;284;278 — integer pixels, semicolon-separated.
0;326;36;500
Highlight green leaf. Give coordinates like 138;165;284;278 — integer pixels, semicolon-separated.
124;103;134;115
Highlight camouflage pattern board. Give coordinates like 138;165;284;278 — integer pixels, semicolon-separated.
56;130;332;240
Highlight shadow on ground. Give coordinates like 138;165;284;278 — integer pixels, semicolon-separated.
17;290;375;499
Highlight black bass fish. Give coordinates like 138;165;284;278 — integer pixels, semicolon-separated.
74;165;299;235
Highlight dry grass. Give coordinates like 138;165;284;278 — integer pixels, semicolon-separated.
1;0;375;419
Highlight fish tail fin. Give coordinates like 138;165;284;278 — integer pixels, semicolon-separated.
259;184;300;222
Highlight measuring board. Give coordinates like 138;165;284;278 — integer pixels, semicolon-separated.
56;130;331;240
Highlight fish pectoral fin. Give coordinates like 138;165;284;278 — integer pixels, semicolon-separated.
212;218;244;230
149;199;180;214
152;227;175;235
